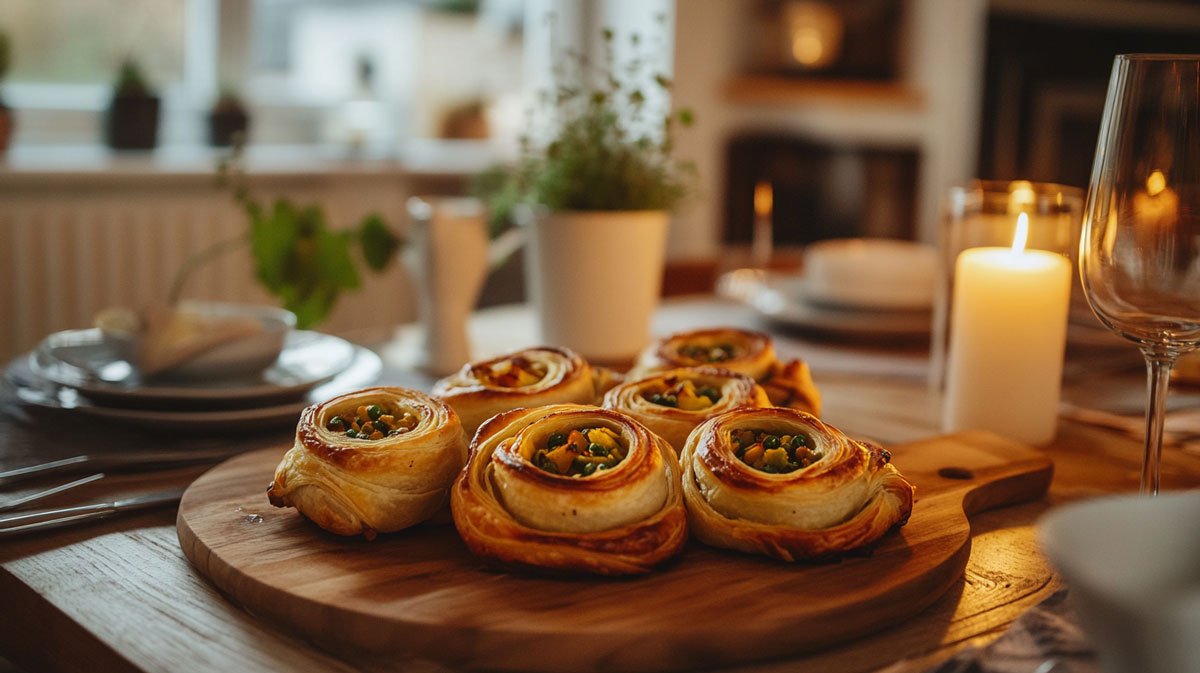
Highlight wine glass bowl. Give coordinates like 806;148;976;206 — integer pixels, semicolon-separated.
1080;54;1200;494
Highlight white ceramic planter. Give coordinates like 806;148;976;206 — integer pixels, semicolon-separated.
522;209;669;363
404;197;490;375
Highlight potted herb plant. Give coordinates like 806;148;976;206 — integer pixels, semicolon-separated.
208;86;249;147
106;58;160;150
489;28;695;363
0;31;13;153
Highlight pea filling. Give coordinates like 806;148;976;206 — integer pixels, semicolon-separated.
679;343;737;363
731;428;821;474
531;426;626;477
326;404;419;440
472;356;548;388
644;378;721;410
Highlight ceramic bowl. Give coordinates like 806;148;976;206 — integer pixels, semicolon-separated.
99;301;296;381
1038;491;1200;673
803;238;937;311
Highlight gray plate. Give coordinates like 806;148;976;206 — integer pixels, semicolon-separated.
30;329;357;409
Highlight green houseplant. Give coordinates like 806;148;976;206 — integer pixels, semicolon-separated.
0;31;13;152
485;27;696;362
167;145;403;329
106;58;160;150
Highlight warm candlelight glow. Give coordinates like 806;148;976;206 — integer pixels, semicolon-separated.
1008;180;1035;214
1147;169;1167;197
1011;212;1029;254
754;181;773;218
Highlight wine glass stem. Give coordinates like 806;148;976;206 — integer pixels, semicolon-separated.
1140;352;1176;495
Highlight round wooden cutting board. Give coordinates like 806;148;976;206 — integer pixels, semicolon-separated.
177;430;1052;673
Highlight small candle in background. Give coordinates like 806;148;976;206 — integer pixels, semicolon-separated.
753;181;773;269
942;213;1072;445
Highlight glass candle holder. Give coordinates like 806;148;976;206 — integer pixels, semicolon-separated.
932;180;1083;444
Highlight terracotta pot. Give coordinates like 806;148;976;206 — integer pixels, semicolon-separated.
522;209;669;363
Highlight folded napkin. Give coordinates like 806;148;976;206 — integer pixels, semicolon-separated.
925;590;1096;673
1059;402;1200;456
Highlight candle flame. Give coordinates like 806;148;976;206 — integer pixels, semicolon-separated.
1012;212;1029;254
1147;170;1167;197
754;181;773;218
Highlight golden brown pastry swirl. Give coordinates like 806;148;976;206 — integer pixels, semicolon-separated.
268;387;468;539
680;407;914;561
450;404;687;575
602;367;770;452
433;346;616;438
632;327;821;414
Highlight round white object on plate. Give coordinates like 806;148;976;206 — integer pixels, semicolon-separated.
803;239;937;310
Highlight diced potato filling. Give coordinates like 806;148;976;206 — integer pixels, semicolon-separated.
472;356;548;388
531;426;627;477
644;378;721;410
731;428;821;473
326;404;419;440
678;342;737;364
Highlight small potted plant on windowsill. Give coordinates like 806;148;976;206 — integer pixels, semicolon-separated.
485;27;695;363
0;31;13;153
105;58;160;150
208;86;249;147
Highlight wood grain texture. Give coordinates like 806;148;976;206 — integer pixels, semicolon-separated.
177;430;1052;673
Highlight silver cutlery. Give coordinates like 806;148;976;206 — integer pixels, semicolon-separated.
0;488;186;537
0;446;243;487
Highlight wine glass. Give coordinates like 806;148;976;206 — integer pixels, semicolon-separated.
1080;54;1200;495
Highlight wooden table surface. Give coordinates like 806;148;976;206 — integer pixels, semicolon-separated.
2;297;1199;673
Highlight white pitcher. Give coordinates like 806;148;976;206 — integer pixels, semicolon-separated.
404;197;522;375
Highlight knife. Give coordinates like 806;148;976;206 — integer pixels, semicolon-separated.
0;488;186;538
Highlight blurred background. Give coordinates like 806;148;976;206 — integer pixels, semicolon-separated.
1;0;1198;361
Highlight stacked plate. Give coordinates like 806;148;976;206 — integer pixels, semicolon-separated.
5;329;383;433
726;239;938;339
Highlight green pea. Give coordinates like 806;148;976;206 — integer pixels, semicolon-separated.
764;435;781;449
650;394;664;405
588;443;609;456
374;421;390;434
581;462;599;476
548;433;567;448
791;435;809;449
368;405;384;421
700;387;720;401
345;430;359;439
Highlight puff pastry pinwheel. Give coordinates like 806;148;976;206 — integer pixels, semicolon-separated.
632;327;822;414
268;387;468;539
450;404;687;575
432;346;616;438
680;407;914;561
602;367;771;452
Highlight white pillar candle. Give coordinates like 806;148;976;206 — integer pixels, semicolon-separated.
942;214;1072;445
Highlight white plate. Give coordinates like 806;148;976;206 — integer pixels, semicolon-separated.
31;329;356;409
8;346;383;433
746;274;932;338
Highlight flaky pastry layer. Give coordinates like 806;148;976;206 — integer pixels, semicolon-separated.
680;407;914;561
432;346;615;438
631;327;822;414
268;386;468;539
602;367;770;451
451;404;687;575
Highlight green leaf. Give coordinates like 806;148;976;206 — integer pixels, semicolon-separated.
359;214;401;271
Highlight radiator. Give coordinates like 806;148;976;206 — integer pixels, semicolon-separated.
0;190;416;363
